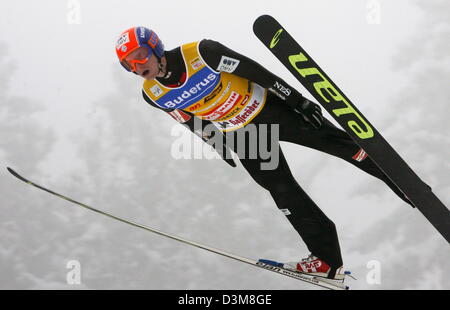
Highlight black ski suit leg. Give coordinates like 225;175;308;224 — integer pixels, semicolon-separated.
227;120;344;269
268;98;412;206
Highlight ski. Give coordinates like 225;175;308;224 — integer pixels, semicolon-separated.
253;15;450;243
7;167;348;290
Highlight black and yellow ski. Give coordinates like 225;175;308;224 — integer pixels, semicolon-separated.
253;15;449;243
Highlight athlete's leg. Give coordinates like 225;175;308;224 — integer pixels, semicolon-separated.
260;95;412;206
226;124;343;269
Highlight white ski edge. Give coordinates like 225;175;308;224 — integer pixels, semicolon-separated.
7;167;348;290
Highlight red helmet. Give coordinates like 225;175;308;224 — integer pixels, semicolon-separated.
115;26;164;72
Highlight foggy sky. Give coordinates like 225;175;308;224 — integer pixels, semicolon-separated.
1;0;449;290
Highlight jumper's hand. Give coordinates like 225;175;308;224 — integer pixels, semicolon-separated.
294;98;323;129
202;131;236;168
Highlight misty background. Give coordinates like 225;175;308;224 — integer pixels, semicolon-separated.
1;0;449;289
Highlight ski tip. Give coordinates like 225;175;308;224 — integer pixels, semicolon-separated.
253;15;275;31
254;14;273;22
6;167;27;183
6;166;16;175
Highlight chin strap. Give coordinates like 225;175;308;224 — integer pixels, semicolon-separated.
157;56;173;80
157;57;163;74
157;57;166;76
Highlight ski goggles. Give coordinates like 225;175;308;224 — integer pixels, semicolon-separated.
120;45;153;72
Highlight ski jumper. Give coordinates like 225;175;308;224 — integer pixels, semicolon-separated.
141;40;411;269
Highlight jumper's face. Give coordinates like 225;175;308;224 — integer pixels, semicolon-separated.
122;46;160;80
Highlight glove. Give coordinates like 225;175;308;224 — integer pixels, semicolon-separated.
201;131;237;168
293;98;324;129
219;149;237;168
182;114;236;168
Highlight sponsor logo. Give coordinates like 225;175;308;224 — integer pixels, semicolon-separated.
194;82;231;114
224;92;242;107
150;84;163;98
203;82;223;104
217;56;240;73
187;102;202;112
228;100;262;125
270;28;374;139
138;27;146;38
202;92;242;120
302;261;321;272
202;82;231;109
274;81;291;96
190;57;204;70
270;29;283;49
218;105;241;121
214;84;265;131
163;73;218;108
168;110;192;123
148;31;159;48
352;148;368;162
240;95;250;106
116;33;130;49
